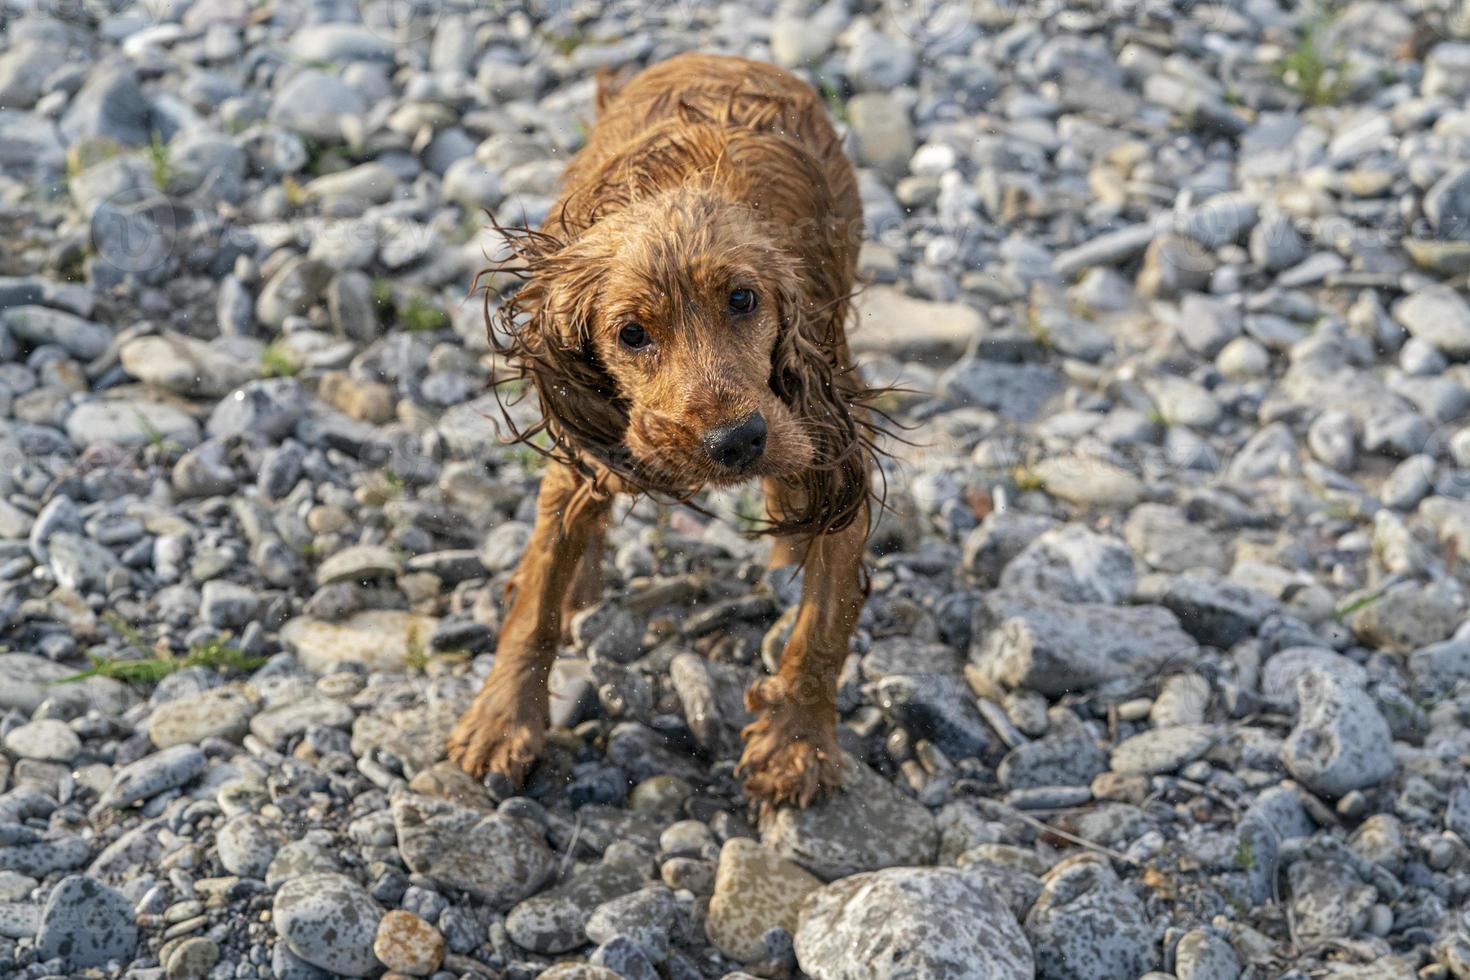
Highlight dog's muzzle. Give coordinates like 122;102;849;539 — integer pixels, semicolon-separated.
701;411;767;470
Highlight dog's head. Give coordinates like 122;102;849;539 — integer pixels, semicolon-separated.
490;184;870;535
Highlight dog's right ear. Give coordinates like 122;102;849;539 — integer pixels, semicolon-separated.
480;222;630;476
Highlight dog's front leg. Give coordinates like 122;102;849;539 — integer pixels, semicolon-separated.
739;483;868;810
449;461;611;785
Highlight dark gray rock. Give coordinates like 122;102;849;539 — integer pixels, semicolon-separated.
972;591;1197;695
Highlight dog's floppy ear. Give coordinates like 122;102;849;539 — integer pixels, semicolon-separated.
483;224;630;472
766;269;870;539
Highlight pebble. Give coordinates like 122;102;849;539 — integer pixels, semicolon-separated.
373;909;444;976
272;872;383;977
4;719;81;762
1280;670;1396;798
706;838;822;963
0;7;1461;978
36;874;138;969
796;866;1033;979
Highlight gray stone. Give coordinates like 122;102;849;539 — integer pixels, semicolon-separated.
4;719;80;763
1288;859;1375;944
120;333;257;398
1031;455;1144;508
847;93;914;181
1110;725;1215;774
269;70;366;143
272;872;382;977
1156;572;1278;648
1261;648;1367;702
60;61;153;146
36;875;138;969
215;815;281;878
1351;584;1460;653
998;524;1136;605
1025;858;1156;980
583;886;677;961
66;399;201;450
998;736;1108;790
200;580;258;629
148;686;256;748
972;591;1197;695
962;512;1059;586
1174;928;1241;980
940;359;1064;421
1393;285;1470;359
761;753;937;880
2;306;111;359
1280;669;1395;798
1138;233;1213;299
392;793;555;906
1177;294;1241;358
257;257;332;331
290;24;396;63
869;674;992;760
104;744;206;808
1425;166;1470;242
796;867;1033;980
506;861;646;954
207;378;309;440
1123;504;1228;574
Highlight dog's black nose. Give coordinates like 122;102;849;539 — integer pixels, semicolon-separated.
702;412;767;470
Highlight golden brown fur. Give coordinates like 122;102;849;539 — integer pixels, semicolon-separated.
451;53;876;809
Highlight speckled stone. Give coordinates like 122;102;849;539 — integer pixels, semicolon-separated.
505;860;646;954
761;752;937;880
707;838;822;963
1109;725;1216;774
795;866;1033;979
391;792;554;906
1174;928;1241;980
972;592;1197;695
103;744;205;808
373;909;444;976
1280;669;1395;798
36;874;138;969
147;685;258;748
4;719;81;762
1024;857;1156;980
272;872;382;977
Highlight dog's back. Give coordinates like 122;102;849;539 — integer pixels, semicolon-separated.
550;53;862;338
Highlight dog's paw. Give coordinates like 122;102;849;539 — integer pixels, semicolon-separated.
447;701;546;786
737;693;844;812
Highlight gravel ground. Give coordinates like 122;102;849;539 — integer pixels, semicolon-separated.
1;0;1470;977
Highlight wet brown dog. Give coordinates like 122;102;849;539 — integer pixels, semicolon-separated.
448;53;877;809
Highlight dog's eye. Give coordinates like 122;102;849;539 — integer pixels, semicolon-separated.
618;322;650;350
728;288;757;315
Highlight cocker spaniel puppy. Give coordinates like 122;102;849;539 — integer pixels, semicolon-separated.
449;53;878;809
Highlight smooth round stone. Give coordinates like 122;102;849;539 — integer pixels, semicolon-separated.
4;718;81;762
215;814;281;879
272;872;382;977
165;936;220;980
147;686;257;748
37;874;138;969
373;909;444;976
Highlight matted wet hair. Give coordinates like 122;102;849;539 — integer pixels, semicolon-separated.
472;200;893;541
